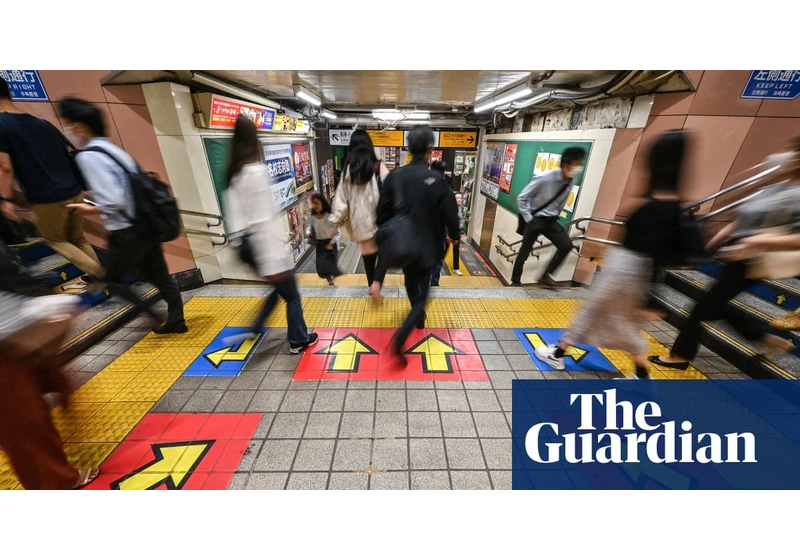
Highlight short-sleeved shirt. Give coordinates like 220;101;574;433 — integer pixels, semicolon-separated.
0;112;83;204
732;184;800;240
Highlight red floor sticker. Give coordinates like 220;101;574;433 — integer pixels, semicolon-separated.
83;413;262;490
293;328;488;382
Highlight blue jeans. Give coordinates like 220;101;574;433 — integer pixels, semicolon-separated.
250;273;310;346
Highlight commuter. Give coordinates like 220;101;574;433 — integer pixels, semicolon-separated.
0;290;101;489
223;116;318;353
772;307;800;331
534;131;695;379
56;97;187;334
329;130;390;298
510;146;586;287
430;160;461;285
0;78;103;282
306;192;341;286
651;137;800;370
376;125;459;365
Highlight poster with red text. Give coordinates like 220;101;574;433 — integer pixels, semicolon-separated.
499;143;518;193
291;143;313;194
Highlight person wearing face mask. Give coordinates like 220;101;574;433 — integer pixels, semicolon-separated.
510;146;586;287
0;78;103;281
56;97;187;335
650;137;800;370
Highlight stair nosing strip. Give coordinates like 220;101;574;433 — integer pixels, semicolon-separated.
653;289;797;380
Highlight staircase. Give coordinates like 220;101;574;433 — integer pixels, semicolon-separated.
650;264;800;380
7;236;160;360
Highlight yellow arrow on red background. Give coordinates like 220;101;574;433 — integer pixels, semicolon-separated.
407;335;462;373
320;334;377;372
111;441;213;490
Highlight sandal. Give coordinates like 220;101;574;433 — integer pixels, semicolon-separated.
648;355;689;370
72;467;100;489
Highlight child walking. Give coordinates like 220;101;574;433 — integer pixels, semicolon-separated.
307;193;342;286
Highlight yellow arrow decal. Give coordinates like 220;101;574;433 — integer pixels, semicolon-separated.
319;334;377;372
525;332;588;363
777;294;787;306
407;335;462;373
60;271;68;281
111;441;213;490
204;336;261;368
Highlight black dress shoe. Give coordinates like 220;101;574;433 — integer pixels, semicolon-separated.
648;355;689;370
153;320;189;335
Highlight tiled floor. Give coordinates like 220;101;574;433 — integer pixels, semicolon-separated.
0;286;749;490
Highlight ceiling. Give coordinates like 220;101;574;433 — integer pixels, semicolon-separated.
102;70;696;126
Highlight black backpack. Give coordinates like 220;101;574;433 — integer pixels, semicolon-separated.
81;146;182;243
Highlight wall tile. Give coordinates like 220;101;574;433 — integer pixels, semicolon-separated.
688;71;762;117
37;70;109;104
104;85;146;106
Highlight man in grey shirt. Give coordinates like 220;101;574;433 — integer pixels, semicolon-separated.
511;146;586;287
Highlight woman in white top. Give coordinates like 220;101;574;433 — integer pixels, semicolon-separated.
329;130;390;298
223;116;318;354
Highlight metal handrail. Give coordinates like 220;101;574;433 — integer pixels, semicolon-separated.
696;189;766;222
179;208;224;228
497;215;625;250
182;228;227;246
682;165;781;212
495;233;621;264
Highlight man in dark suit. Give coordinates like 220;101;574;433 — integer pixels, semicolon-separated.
377;126;459;364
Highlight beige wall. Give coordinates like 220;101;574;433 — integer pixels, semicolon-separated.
12;71;197;276
573;70;800;283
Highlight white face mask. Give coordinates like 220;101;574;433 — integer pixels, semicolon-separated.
765;152;795;168
62;125;84;148
565;165;584;178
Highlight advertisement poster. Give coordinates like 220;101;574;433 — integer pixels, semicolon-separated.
210;95;275;130
263;144;298;211
480;142;505;200
499;144;518;193
326;159;335;200
533;152;562;178
292;143;313;195
430;150;443;163
560;184;581;223
285;195;311;262
454;151;465;174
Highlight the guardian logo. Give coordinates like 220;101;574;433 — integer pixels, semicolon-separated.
525;389;757;464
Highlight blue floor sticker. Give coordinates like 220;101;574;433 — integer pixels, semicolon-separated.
514;328;618;372
183;327;268;377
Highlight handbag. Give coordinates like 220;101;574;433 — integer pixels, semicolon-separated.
744;227;800;280
237;234;257;268
375;175;421;269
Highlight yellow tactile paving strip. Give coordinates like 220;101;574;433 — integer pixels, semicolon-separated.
295;273;502;288
0;296;703;489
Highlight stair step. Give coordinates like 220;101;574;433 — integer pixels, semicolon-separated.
667;270;800;348
60;284;161;360
8;237;55;264
651;284;800;380
700;262;800;313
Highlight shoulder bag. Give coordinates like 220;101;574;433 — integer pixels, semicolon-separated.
375;175;421;269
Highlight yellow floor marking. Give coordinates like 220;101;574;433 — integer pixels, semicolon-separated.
0;296;720;489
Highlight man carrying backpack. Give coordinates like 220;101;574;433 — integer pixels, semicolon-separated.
56;97;187;334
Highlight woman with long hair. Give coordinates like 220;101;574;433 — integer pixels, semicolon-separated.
223;116;318;354
329;130;390;299
535;130;695;379
650;137;800;369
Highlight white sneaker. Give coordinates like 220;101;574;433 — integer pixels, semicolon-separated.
535;345;565;370
455;270;463;276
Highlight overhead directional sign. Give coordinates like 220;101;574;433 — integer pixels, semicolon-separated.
329;129;353;146
515;328;618;372
184;327;267;376
741;70;800;100
111;441;213;490
293;328;488;382
407;334;462;373
439;131;478;148
84;413;263;491
367;130;405;147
